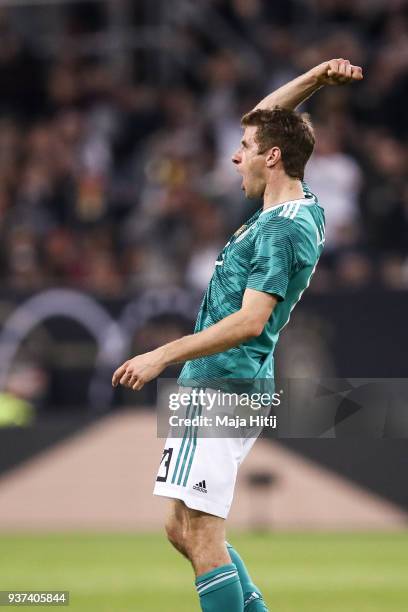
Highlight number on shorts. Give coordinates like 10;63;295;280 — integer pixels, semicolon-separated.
156;448;173;482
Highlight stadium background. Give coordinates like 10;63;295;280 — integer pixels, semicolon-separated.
0;1;407;611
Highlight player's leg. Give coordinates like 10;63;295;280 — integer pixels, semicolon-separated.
184;504;230;574
224;435;269;611
165;499;244;612
157;439;269;609
165;498;189;559
155;388;269;610
165;500;268;611
226;541;269;611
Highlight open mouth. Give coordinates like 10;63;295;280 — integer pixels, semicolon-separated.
236;168;245;190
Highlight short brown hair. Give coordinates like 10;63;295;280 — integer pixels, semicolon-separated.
241;107;315;180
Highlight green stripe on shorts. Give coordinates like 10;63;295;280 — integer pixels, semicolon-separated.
171;398;193;484
176;402;198;486
182;404;202;487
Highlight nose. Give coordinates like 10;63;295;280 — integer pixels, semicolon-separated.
231;150;241;165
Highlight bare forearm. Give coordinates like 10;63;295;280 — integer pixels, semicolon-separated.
159;310;260;366
112;288;277;390
254;59;364;112
255;68;321;112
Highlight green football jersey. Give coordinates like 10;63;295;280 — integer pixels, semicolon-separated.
179;183;325;385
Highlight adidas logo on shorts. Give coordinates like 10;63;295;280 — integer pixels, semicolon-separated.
193;480;207;493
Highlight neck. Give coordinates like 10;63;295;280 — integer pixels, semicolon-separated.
263;177;304;210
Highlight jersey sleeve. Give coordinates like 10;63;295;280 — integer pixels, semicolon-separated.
246;217;297;301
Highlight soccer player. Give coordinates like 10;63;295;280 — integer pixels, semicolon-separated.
112;59;363;612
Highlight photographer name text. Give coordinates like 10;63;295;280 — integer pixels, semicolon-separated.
169;414;277;429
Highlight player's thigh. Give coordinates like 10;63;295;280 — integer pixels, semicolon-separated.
166;499;225;538
166;499;188;536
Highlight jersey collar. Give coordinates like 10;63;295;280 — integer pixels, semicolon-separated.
259;196;314;217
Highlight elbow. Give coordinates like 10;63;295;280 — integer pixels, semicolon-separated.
244;320;265;339
251;323;265;337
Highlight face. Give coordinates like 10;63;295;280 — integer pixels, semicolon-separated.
231;125;268;199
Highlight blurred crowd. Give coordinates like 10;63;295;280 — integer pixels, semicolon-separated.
0;0;408;297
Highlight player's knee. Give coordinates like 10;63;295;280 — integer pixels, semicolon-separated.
164;516;187;554
186;520;218;553
164;517;180;547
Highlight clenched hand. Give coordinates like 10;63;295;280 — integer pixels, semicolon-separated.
313;58;363;86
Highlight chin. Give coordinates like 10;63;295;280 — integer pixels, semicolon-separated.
243;179;265;200
244;187;263;200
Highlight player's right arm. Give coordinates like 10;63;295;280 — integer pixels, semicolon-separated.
253;58;363;112
112;288;278;391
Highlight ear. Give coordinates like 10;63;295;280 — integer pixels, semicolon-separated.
265;146;281;168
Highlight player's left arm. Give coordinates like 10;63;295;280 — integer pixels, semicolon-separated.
112;288;277;391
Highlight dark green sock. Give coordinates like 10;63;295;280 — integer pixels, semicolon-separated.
196;563;243;611
226;542;269;611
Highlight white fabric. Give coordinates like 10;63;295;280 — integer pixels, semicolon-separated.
153;387;261;518
154;434;257;519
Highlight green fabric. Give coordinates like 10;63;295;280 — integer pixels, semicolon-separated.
196;563;243;611
245;595;269;612
227;543;269;611
179;182;325;384
171;398;193;484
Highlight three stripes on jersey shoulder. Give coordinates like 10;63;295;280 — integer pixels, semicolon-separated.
279;201;326;246
278;202;302;220
316;223;325;246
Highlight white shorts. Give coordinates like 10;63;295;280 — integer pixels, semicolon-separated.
153;387;262;519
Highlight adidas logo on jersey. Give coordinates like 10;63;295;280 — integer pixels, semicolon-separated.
193;480;207;493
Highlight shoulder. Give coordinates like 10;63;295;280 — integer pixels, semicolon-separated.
255;214;296;248
256;205;305;239
257;203;322;256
